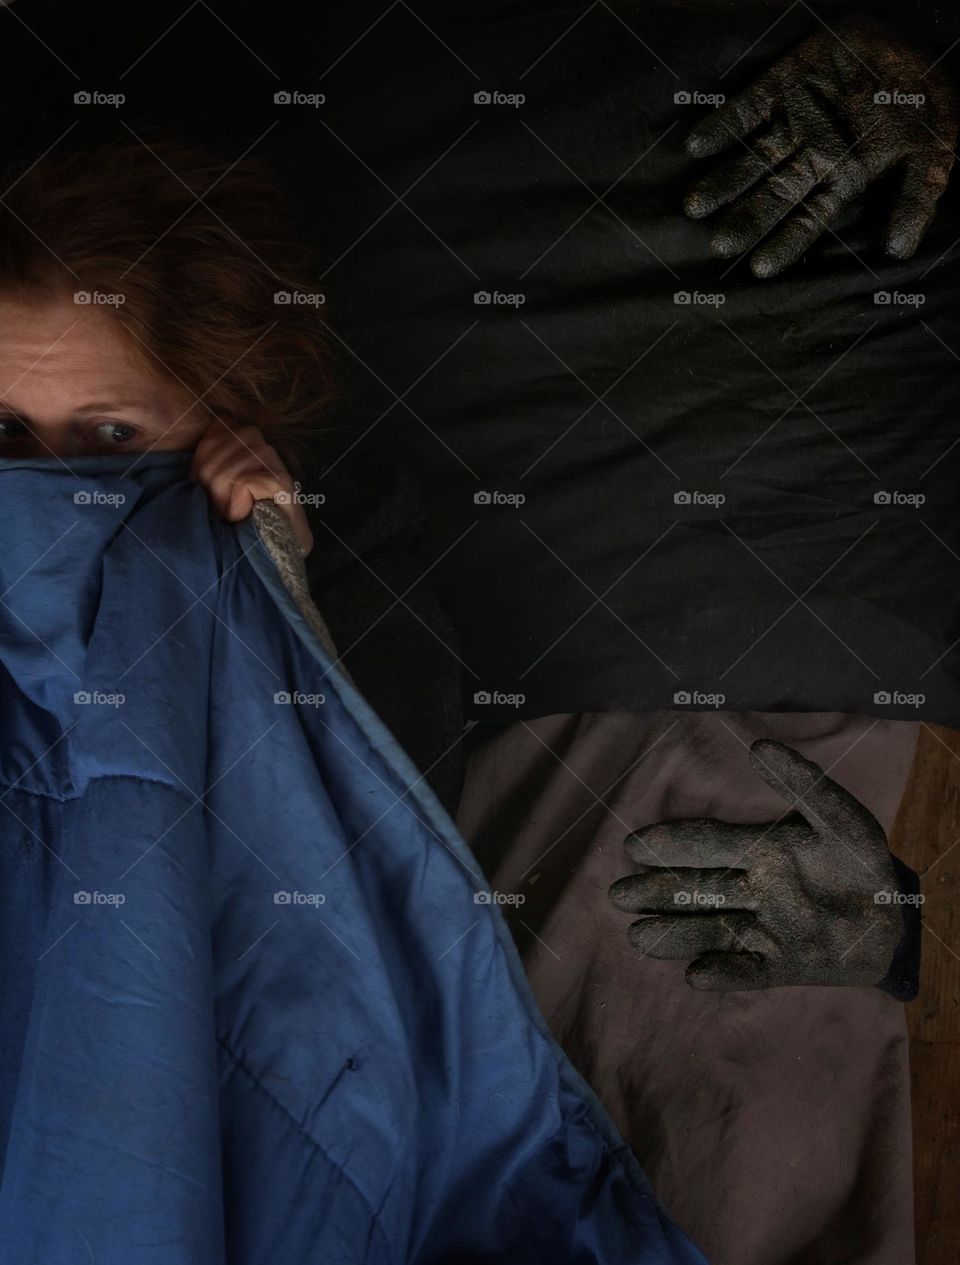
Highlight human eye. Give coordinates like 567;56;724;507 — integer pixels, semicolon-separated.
89;421;140;446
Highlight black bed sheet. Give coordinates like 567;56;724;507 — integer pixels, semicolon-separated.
4;0;959;730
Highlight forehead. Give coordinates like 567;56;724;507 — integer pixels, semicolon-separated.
0;295;164;408
0;294;134;362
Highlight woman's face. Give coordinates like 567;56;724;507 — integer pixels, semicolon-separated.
0;295;211;458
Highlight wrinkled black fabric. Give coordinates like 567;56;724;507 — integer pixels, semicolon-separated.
293;0;960;727
3;2;960;740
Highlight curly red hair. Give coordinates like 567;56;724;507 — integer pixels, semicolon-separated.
0;128;337;474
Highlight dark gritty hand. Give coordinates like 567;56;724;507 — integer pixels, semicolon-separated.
608;739;907;990
683;15;960;275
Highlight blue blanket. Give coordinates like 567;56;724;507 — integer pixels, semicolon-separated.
0;452;708;1265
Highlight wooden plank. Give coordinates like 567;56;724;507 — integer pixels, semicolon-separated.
889;723;960;1263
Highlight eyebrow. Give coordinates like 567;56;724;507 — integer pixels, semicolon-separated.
73;401;151;414
0;400;151;417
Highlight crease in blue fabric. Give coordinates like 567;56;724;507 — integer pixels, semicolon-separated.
0;452;710;1265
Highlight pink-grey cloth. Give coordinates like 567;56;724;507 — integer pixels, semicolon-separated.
456;709;920;1265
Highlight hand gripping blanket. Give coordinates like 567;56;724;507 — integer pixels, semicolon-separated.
0;452;707;1265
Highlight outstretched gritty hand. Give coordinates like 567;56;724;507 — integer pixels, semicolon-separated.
609;739;907;991
683;15;960;275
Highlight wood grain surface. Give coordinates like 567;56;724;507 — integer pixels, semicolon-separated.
889;723;960;1264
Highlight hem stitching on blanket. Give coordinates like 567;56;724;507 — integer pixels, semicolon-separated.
0;771;210;804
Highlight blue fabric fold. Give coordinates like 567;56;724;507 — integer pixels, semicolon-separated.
0;452;708;1265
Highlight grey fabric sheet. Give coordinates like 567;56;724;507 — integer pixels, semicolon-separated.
456;709;920;1265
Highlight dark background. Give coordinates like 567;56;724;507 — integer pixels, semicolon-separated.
3;0;960;808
